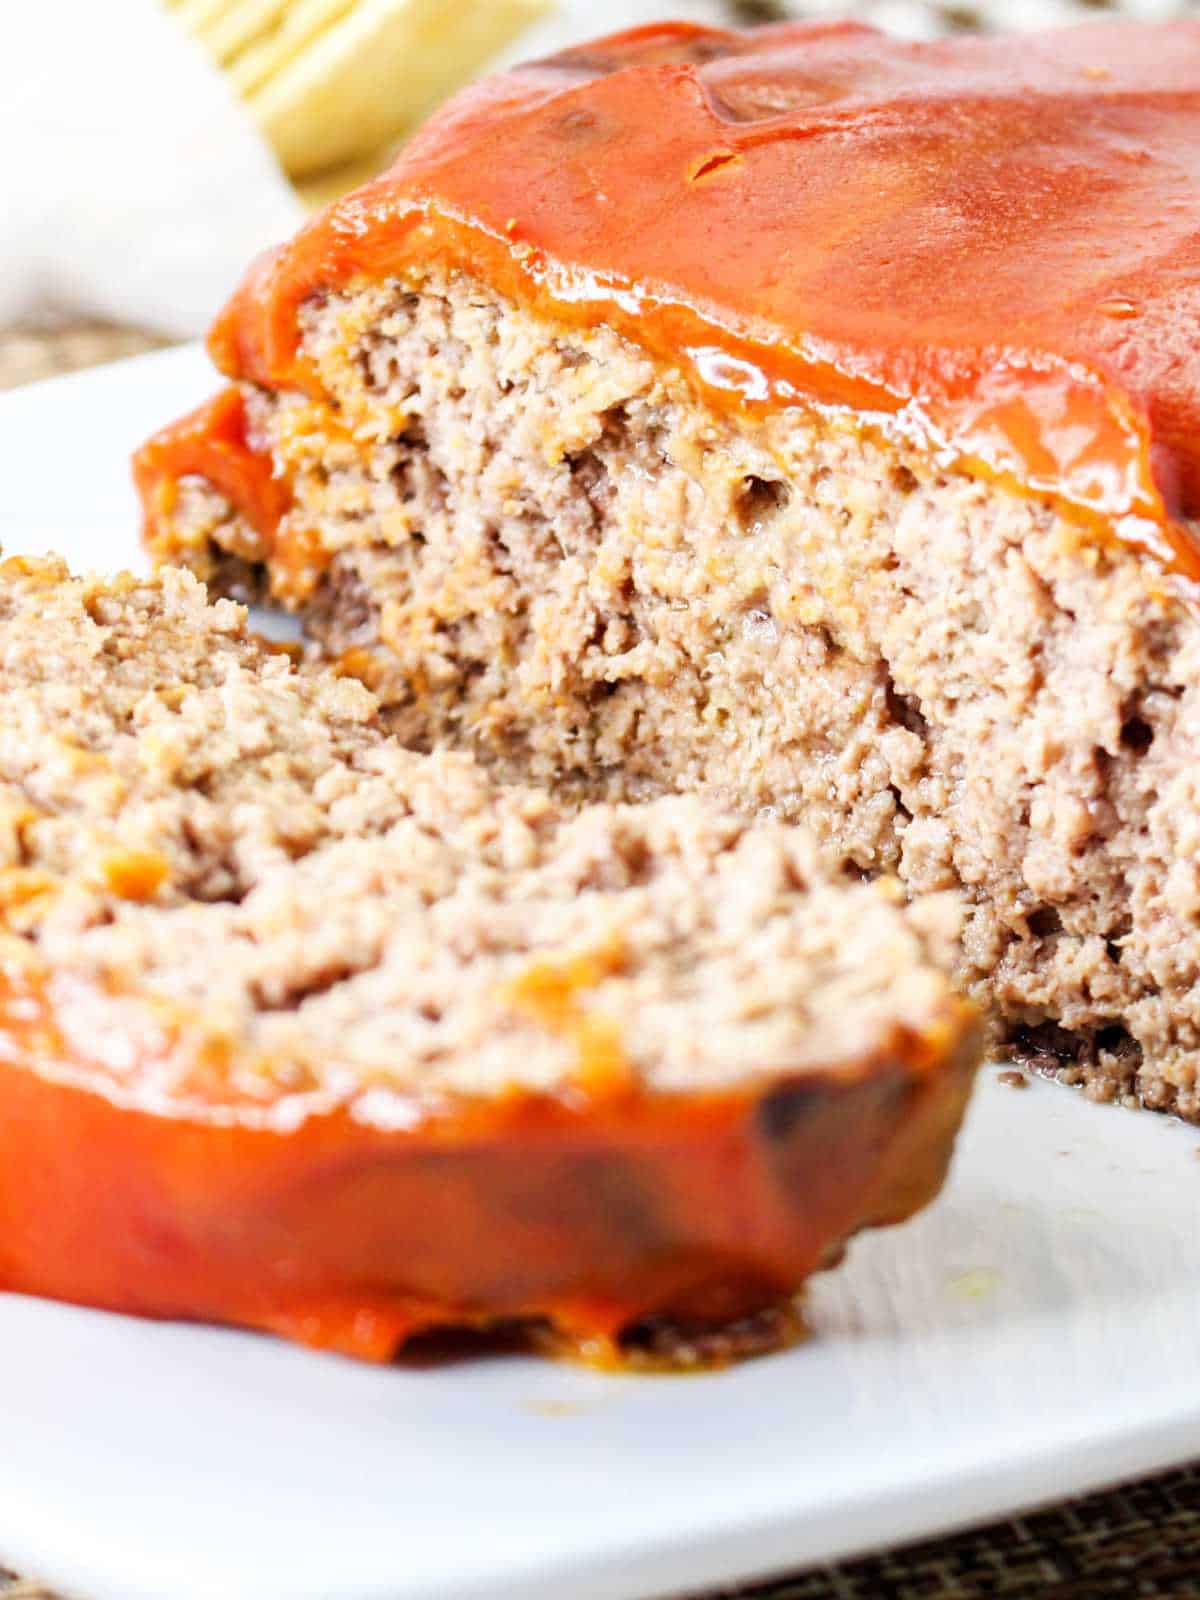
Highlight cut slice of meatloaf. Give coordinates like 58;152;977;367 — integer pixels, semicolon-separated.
0;555;977;1364
136;17;1200;1119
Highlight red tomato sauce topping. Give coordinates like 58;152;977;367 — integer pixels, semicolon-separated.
137;19;1200;584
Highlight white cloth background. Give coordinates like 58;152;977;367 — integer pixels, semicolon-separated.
0;0;303;337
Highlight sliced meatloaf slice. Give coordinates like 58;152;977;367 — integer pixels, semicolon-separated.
135;17;1200;1118
0;556;977;1364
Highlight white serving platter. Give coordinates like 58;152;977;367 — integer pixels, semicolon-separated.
0;348;1198;1600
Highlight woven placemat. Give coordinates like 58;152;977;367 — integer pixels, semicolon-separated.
0;322;170;393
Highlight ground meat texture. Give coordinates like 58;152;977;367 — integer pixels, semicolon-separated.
149;270;1200;1117
0;556;977;1363
0;555;967;1101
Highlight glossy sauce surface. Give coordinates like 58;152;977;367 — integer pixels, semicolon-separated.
0;972;975;1362
193;17;1200;579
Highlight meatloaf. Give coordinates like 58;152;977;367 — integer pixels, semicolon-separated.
136;17;1200;1116
0;555;976;1363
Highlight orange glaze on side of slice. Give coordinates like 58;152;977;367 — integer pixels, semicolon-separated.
0;967;977;1363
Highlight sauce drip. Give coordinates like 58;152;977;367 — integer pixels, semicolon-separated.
133;386;289;550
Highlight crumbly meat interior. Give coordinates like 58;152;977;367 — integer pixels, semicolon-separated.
0;558;962;1105
152;269;1200;1115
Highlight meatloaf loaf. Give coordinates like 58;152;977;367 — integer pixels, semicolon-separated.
0;555;976;1363
136;17;1200;1116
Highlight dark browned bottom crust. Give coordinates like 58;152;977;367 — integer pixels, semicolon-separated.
1005;1027;1185;1115
555;1300;806;1371
374;1300;805;1372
